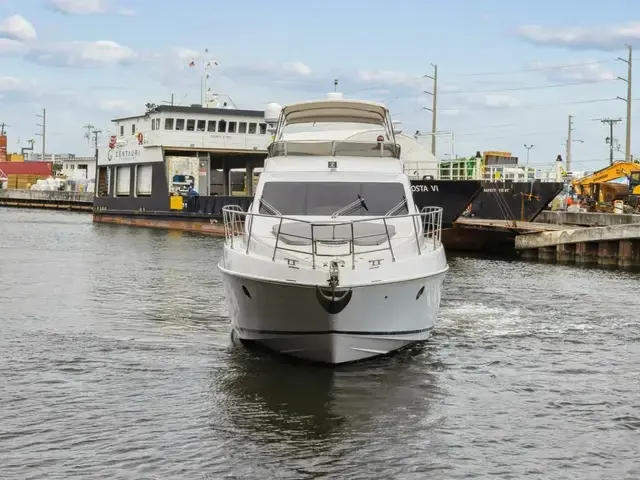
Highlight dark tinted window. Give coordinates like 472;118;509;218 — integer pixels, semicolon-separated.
259;182;408;216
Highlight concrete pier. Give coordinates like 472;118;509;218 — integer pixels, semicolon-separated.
0;190;93;211
515;223;640;268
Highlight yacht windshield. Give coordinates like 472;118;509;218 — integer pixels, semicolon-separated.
258;182;409;216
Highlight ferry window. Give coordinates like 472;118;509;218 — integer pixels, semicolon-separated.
151;120;155;131
120;125;124;136
165;118;174;130
259;182;408;216
155;118;160;130
228;121;237;133
176;119;185;130
197;120;206;131
132;124;136;135
238;122;247;133
186;119;195;131
218;120;227;132
136;165;153;196
97;167;110;196
248;123;257;134
259;123;267;134
115;166;132;197
207;120;216;132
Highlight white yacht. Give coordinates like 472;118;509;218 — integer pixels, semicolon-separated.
217;93;449;364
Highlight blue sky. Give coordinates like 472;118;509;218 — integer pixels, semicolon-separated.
2;0;640;173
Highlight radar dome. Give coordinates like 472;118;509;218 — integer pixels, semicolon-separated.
265;103;282;123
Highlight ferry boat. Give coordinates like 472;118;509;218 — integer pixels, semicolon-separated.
92;93;481;234
218;93;449;364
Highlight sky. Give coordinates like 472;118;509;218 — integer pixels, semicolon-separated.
2;0;640;173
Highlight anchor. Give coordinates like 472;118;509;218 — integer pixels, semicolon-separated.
315;260;352;314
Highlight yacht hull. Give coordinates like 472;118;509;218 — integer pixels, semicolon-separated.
219;268;447;364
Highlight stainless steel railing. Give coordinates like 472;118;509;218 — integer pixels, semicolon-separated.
222;205;443;270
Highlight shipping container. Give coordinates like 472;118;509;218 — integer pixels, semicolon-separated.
0;161;53;176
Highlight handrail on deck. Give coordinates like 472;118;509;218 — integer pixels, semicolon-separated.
267;140;401;159
222;205;443;270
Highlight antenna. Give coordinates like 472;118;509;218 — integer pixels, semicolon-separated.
334;79;338;92
0;123;8;135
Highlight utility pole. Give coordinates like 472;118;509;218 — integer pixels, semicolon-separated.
598;118;622;165
83;124;95;146
617;44;632;162
35;108;46;161
423;64;438;157
566;115;573;172
524;144;534;180
91;129;102;150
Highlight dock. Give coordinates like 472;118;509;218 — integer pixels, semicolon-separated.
0;190;93;212
515;223;640;267
448;213;640;268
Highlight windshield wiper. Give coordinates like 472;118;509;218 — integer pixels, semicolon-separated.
331;195;369;218
385;196;407;216
259;198;282;216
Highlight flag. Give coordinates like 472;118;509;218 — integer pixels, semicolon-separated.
188;60;195;67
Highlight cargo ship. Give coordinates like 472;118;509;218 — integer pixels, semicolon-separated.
437;151;566;251
92;95;482;234
439;151;565;222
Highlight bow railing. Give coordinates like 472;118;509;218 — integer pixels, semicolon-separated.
222;205;442;270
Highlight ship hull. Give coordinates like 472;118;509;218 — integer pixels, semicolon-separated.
468;180;564;222
93;177;483;234
410;179;482;228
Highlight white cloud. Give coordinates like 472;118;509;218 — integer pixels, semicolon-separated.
0;76;25;92
0;14;36;42
354;69;422;87
48;0;108;14
0;38;27;55
116;8;135;16
282;61;311;76
26;40;136;67
460;94;521;110
530;60;617;82
516;22;640;51
98;99;131;111
48;0;134;16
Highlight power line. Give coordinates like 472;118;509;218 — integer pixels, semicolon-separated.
440;79;615;95
438;97;619;112
453;59;618;77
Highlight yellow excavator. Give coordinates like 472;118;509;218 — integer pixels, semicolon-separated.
571;161;640;212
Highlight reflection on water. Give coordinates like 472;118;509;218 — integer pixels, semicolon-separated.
0;208;638;479
212;343;440;443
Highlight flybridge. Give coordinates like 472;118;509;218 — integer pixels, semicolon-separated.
265;92;402;161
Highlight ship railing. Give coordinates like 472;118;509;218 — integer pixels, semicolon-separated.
267;140;401;159
222;205;443;270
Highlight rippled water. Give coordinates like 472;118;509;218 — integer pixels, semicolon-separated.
1;207;639;479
